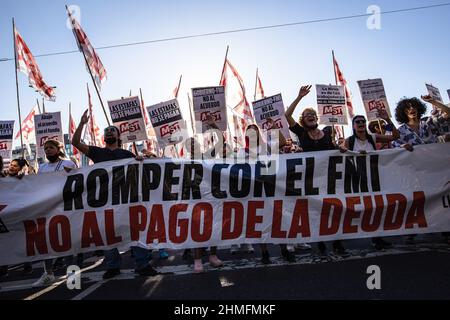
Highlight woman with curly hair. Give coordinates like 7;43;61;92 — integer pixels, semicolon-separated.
392;97;449;150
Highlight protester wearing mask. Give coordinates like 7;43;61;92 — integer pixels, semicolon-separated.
72;110;157;280
285;85;349;257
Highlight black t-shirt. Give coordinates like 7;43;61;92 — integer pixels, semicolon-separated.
87;146;135;164
289;123;336;152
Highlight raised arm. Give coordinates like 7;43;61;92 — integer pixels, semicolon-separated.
422;95;450;117
285;85;312;127
375;109;400;142
71;109;90;155
266;118;287;148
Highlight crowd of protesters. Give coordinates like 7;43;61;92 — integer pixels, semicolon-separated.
1;86;449;286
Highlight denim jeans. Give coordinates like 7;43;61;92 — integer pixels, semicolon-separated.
104;247;151;270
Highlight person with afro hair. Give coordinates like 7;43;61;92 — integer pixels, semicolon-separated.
392;97;449;150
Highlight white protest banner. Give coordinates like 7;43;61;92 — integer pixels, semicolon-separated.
108;96;148;143
316;85;349;125
357;79;392;121
0;121;14;160
252;94;291;139
1;143;449;265
34;112;63;159
426;84;443;102
192;86;227;132
147;99;186;147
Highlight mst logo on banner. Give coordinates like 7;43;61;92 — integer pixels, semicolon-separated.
147;99;185;147
316;85;349;125
192;86;227;132
0;144;449;266
108;96;148;143
252;94;291;139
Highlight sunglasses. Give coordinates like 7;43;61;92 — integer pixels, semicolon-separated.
355;120;366;124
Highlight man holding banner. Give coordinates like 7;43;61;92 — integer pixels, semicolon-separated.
72;110;157;280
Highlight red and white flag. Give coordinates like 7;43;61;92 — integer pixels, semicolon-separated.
15;104;39;146
220;59;254;147
14;27;56;101
67;9;107;90
254;70;265;101
87;85;104;147
68;108;79;158
333;53;355;119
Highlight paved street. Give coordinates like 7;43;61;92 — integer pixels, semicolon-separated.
1;234;450;301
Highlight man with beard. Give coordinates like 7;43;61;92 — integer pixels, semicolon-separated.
72;110;157;280
33;140;77;287
285;85;349;257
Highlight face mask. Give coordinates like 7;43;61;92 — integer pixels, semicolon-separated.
105;137;117;145
46;154;59;163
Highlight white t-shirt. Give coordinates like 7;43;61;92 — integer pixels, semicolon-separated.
39;159;77;174
353;133;377;152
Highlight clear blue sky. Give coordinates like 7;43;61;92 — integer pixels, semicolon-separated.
1;0;449;143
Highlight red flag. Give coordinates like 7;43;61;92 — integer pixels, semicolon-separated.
15;104;39;145
254;70;265;101
67;9;107;90
14;27;56;101
87;85;104;147
333;54;355;119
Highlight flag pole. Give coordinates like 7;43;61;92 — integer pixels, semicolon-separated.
254;68;259;102
42;98;46;113
187;92;195;136
219;46;233;147
332;50;345;140
69;102;72;137
12;18;25;158
36;98;42;114
219;45;229;84
175;75;183;98
65;5;110;126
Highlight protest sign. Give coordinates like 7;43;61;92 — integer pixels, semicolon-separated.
426;84;443;102
252;94;291;139
0;121;14;160
192;86;227;132
357;79;391;121
108;96;148;143
147;99;185;146
316;85;348;125
34;112;63;159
